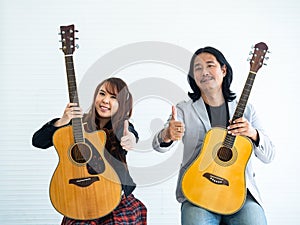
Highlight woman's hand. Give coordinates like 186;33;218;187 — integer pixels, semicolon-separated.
54;103;83;127
120;120;136;151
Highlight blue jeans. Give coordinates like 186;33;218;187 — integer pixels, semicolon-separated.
181;192;267;225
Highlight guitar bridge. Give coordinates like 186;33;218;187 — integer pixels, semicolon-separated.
69;176;100;187
203;173;229;186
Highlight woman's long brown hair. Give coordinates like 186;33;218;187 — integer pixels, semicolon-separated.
83;77;133;162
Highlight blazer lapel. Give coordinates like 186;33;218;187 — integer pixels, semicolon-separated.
227;100;238;120
192;98;211;132
191;99;238;131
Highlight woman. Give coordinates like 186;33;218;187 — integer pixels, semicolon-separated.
153;46;275;225
32;77;147;225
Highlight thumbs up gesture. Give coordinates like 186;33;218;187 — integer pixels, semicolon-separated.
120;120;136;151
161;106;185;142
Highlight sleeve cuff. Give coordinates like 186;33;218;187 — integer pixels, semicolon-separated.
158;130;173;147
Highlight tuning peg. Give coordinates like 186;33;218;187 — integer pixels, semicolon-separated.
247;58;255;63
69;29;79;33
251;46;259;50
75;44;79;49
59;38;66;43
59;46;67;51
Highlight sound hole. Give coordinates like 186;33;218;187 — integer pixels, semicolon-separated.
217;146;233;162
70;143;92;164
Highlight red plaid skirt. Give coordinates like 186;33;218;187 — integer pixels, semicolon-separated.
60;194;147;225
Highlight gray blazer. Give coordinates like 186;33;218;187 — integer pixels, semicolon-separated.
153;97;275;208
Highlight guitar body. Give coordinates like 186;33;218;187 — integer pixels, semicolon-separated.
182;127;252;215
50;125;122;220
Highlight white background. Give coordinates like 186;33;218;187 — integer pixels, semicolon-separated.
1;0;299;224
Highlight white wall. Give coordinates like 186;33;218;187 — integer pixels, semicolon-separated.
1;0;299;224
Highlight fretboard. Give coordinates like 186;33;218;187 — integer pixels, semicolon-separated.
65;55;84;143
223;71;256;148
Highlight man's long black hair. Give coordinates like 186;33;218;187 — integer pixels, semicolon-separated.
187;46;236;102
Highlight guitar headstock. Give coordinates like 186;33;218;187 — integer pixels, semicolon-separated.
249;42;269;73
59;24;78;55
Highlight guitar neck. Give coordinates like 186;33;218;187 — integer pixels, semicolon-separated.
223;42;268;149
64;55;84;143
223;71;256;149
65;56;79;104
231;71;256;122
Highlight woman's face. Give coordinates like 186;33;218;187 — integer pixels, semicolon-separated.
94;83;119;120
193;52;226;93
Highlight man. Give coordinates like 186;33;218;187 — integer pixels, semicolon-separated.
153;46;275;225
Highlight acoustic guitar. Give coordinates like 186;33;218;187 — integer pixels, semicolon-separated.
181;42;269;215
50;24;122;220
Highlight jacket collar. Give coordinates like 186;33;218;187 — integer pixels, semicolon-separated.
192;97;211;132
191;97;237;131
227;100;237;119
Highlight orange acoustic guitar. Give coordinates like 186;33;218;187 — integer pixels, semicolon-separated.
181;42;269;215
50;24;122;220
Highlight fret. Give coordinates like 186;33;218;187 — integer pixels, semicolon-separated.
223;134;235;148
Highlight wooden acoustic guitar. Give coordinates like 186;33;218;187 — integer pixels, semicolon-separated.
50;24;122;220
181;42;269;215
